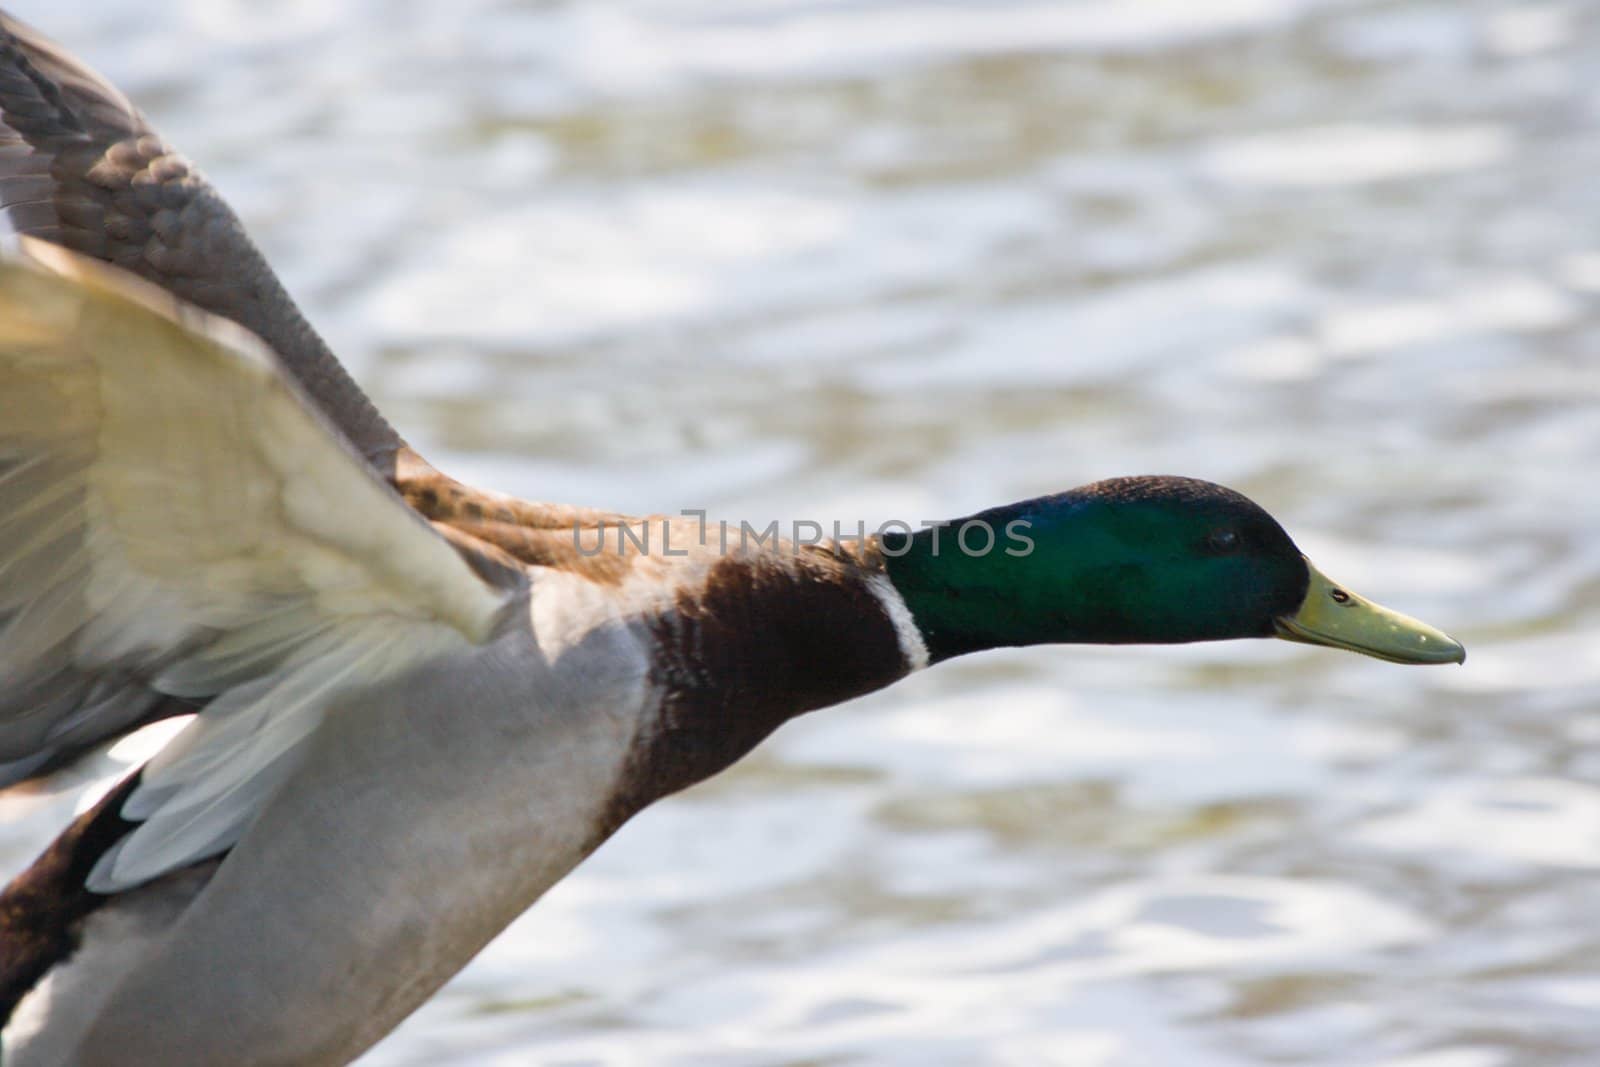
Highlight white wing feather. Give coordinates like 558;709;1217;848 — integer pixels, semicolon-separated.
0;239;516;891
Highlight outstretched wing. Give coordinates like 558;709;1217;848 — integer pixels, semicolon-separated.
0;11;402;463
0;239;519;889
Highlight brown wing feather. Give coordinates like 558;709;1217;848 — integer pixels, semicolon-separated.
0;13;402;466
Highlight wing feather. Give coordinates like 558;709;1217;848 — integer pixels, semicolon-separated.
0;12;403;462
0;239;520;889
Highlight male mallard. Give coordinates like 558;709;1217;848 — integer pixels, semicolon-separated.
0;11;1462;1067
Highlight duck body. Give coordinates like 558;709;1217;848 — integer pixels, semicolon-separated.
11;600;681;1065
0;11;1462;1066
3;485;924;1066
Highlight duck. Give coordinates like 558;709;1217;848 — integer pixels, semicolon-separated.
0;10;1464;1067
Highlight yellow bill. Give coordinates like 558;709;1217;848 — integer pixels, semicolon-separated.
1275;559;1465;665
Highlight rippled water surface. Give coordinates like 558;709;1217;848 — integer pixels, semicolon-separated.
2;1;1598;1063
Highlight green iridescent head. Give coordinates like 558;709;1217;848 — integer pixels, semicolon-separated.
880;476;1463;666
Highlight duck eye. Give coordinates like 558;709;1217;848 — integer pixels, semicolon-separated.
1206;528;1240;553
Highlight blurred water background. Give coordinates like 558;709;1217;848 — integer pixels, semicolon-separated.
1;0;1597;1063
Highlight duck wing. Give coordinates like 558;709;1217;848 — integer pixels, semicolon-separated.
0;239;521;888
0;12;402;465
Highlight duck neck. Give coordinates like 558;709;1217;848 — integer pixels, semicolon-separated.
615;547;919;820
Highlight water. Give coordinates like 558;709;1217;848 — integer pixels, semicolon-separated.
1;1;1596;1063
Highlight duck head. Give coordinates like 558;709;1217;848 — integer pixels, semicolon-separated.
880;475;1464;666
